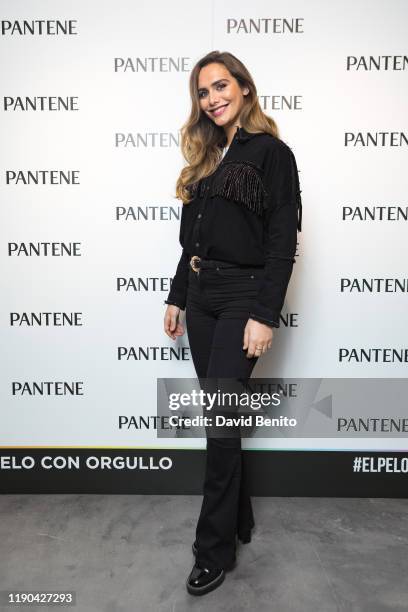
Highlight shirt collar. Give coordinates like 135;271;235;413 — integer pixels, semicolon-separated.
234;125;263;143
218;125;262;149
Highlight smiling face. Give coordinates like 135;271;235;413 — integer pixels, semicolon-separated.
197;62;249;132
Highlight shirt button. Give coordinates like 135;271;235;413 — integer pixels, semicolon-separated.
197;213;202;219
195;242;200;247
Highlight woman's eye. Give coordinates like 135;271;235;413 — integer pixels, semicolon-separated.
198;83;226;98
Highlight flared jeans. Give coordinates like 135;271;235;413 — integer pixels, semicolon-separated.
185;262;265;570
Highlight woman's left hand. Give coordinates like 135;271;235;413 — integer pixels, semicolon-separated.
243;318;273;358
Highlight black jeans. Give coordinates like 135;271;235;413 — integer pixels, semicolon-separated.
185;261;265;570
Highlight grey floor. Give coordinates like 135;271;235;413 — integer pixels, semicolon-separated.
0;495;407;612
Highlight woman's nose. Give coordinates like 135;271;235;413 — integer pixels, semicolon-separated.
208;93;219;107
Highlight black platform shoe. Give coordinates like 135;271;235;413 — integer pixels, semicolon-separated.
186;563;225;595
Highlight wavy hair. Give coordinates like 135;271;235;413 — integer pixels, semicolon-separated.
175;50;280;204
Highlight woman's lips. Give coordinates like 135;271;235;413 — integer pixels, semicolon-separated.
211;103;229;117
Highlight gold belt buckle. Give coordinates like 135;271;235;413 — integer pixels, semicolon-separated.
190;255;201;273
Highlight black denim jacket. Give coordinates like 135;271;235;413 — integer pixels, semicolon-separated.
164;126;302;328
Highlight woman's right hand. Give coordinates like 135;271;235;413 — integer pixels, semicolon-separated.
164;305;185;340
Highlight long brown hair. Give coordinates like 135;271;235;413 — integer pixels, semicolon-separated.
175;51;280;204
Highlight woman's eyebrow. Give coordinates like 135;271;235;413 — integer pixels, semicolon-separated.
198;78;229;92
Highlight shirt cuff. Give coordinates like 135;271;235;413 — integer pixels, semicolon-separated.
248;311;280;328
164;299;186;311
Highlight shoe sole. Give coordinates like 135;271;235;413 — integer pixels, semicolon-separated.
186;570;225;596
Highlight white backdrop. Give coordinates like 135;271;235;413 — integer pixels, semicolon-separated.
1;0;407;453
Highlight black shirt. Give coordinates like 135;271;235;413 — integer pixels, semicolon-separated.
164;125;302;328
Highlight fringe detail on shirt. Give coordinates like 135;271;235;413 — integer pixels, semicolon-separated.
209;160;267;216
186;154;302;231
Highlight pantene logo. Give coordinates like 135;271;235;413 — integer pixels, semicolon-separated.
226;18;304;34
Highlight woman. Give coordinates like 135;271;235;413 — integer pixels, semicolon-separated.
163;50;302;595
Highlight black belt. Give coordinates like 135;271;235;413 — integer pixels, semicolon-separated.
189;255;263;273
